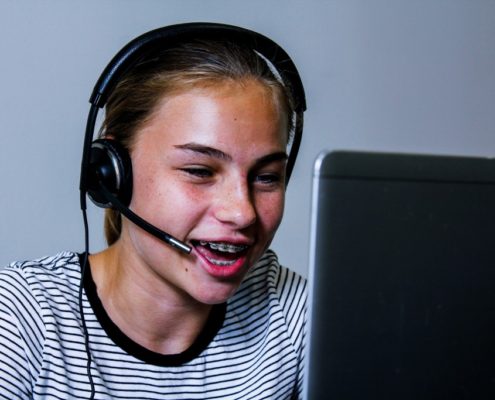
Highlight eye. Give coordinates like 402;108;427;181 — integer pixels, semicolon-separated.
252;172;284;188
180;167;213;179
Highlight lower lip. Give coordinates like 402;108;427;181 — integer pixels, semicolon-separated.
193;246;249;279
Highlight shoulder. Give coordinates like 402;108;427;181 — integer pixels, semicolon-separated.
260;250;307;338
0;251;83;344
2;251;81;274
0;251;82;318
224;250;307;396
1;251;81;288
229;249;307;341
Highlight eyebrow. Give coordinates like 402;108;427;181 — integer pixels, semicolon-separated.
174;142;288;166
256;151;288;167
174;143;232;161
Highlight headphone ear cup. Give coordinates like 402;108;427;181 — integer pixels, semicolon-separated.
86;139;133;208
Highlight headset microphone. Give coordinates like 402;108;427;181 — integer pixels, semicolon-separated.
96;183;191;254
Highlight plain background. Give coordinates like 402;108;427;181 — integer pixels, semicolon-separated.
1;0;494;277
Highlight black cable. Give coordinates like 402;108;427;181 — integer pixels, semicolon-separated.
79;207;96;399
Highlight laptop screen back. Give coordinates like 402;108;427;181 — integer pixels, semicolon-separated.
304;151;495;400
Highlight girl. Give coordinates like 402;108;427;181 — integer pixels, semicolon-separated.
0;24;307;399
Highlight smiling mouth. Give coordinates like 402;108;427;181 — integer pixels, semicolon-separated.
192;240;249;266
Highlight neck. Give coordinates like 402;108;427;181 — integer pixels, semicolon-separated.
89;243;212;355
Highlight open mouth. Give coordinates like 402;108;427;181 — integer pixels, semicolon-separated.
192;240;249;267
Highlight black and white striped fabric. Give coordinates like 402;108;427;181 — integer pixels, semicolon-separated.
0;250;306;399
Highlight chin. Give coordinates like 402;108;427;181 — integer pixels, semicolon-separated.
192;281;242;305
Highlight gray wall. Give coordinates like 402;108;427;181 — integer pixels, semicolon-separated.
1;0;494;277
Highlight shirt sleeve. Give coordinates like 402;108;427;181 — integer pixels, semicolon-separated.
0;269;45;399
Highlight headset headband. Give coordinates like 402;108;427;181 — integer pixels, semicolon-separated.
80;22;306;209
90;22;306;111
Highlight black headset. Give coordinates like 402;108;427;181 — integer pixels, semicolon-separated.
77;23;306;397
79;22;307;254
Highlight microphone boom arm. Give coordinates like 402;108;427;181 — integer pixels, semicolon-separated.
97;183;192;254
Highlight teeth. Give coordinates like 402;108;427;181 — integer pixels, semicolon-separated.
199;241;247;253
206;258;236;267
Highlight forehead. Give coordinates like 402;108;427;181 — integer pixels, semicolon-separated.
136;80;289;151
156;78;285;117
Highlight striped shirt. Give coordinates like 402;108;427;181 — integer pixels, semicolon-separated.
0;250;306;399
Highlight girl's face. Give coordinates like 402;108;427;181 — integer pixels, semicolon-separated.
119;80;288;305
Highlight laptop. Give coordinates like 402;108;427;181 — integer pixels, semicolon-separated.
304;150;495;399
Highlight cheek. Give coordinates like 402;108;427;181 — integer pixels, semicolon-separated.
131;170;201;228
256;192;285;235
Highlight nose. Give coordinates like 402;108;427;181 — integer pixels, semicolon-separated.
213;180;257;229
